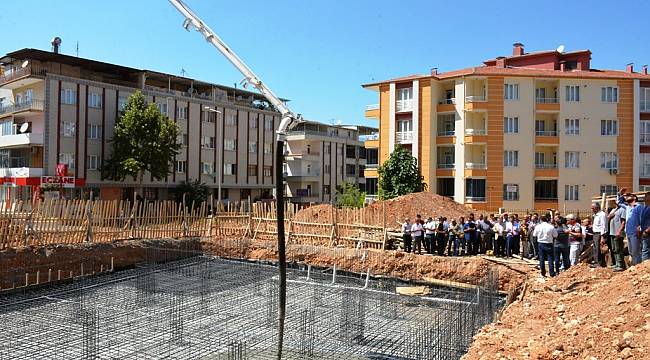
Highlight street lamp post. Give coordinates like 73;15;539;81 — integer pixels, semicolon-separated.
204;107;222;203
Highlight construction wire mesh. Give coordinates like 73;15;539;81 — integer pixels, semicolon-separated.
0;247;503;359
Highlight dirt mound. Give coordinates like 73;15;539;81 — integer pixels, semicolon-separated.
463;262;650;359
368;192;473;227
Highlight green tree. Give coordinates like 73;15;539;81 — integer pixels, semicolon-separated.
377;145;426;200
102;91;180;194
173;180;209;208
335;181;366;208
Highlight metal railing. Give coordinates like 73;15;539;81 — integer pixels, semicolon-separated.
642;101;650;112
359;133;379;141
285;170;321;177
365;104;379;111
465;95;486;102
0;157;31;168
437;163;455;169
465;163;487;169
396;131;413;143
0;99;45;116
535;163;558;169
465;128;486;135
437;130;455;136
0;65;47;84
439;98;455;105
536;97;559;104
465;196;486;202
535;130;558;136
640;133;650;145
534;197;558;201
396;99;414;112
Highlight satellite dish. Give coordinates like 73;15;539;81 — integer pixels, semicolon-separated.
556;45;565;53
21;60;29;68
19;123;29;133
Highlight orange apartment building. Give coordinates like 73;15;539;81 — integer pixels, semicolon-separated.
364;43;650;211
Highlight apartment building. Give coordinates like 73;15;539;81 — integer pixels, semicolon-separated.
364;43;650;210
284;121;370;204
0;48;282;202
343;124;379;202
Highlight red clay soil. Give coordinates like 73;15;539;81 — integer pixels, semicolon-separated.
292;192;473;228
463;262;650;360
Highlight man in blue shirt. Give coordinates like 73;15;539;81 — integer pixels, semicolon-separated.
618;188;642;265
639;193;650;262
463;214;477;256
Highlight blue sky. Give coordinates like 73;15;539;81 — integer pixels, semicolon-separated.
1;0;649;127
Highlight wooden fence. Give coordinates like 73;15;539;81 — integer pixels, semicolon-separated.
0;199;389;251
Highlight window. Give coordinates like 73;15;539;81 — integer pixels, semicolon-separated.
397;119;412;132
436;178;454;197
88;92;102;108
503;151;519;167
641;121;650;144
465;179;486;201
248;141;257;153
564;185;580;201
201;136;216;149
600;120;618;136
263;143;272;154
323;185;331;196
0;120;12;136
503;184;519;201
226;113;237;126
177;133;188;146
87;155;100;170
601;87;618;103
58;153;75;170
600;185;618;196
175;160;186;173
324;164;331;174
158;103;168;116
223;163;236;175
23;89;33;103
600;152;618;170
247;165;257;176
263;166;272;177
264;118;273;130
366;148;378;166
61;121;76;137
397;87;413;101
504;83;519;100
565;85;580;102
641;185;650;192
564;119;580;135
224;139;237;151
640;153;650;177
177;106;188;120
250;117;258;128
60;88;76;105
437;114;455;136
324;144;331;154
564;151;580;168
201;162;214;175
535;180;558;200
503;117;519;133
118;96;128;111
203;110;215;123
87;124;102;140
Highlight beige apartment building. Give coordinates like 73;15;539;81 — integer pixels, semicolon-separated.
364;43;650;211
284;121;372;204
0;48;281;202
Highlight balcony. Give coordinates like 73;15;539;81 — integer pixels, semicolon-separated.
536;97;559;104
365;104;379;118
0;99;45;118
437;98;455;112
465;95;486;102
642;101;650;113
439;98;455;105
396;131;413;144
535;163;557;169
396;99;414;112
0;66;47;88
535;97;560;112
535;130;558;136
465;196;486;203
437;130;455;136
0;167;43;177
465;129;487;135
288;195;320;204
465;163;487;169
0;132;44;148
437;163;455;169
641;133;650;145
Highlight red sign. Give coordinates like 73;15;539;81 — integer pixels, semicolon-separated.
56;164;68;177
41;176;76;188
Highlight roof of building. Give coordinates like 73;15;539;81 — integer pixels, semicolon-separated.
1;48;287;102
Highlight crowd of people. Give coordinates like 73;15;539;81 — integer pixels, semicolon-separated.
400;188;650;277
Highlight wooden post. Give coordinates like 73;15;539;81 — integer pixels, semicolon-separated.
382;200;387;251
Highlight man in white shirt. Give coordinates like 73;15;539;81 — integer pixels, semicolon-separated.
401;218;411;253
411;215;424;255
591;203;608;268
533;214;558;277
424;217;435;254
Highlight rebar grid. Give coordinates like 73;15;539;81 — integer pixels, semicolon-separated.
0;250;502;359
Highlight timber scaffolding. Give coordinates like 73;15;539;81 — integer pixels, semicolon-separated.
0;245;504;360
0;199;390;251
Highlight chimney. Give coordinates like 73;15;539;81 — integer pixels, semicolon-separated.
626;63;634;73
643;65;648;75
51;37;62;54
431;67;438;76
512;43;524;56
496;56;506;68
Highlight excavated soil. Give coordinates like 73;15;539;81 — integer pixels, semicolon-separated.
463;262;650;360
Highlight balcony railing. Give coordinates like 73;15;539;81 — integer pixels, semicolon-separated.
396;99;414;112
285;170;321;177
439;98;456;105
359;133;379;141
0;65;47;85
465;163;487;169
365;104;379;111
396;131;413;143
535;196;558;201
0;167;43;177
641;133;650;145
465;128;487;135
536;97;559;104
0;99;45;116
642;101;650;112
437;130;455;136
465;196;486;202
437;163;455;169
465;95;486;102
535;130;558;136
535;163;558;169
